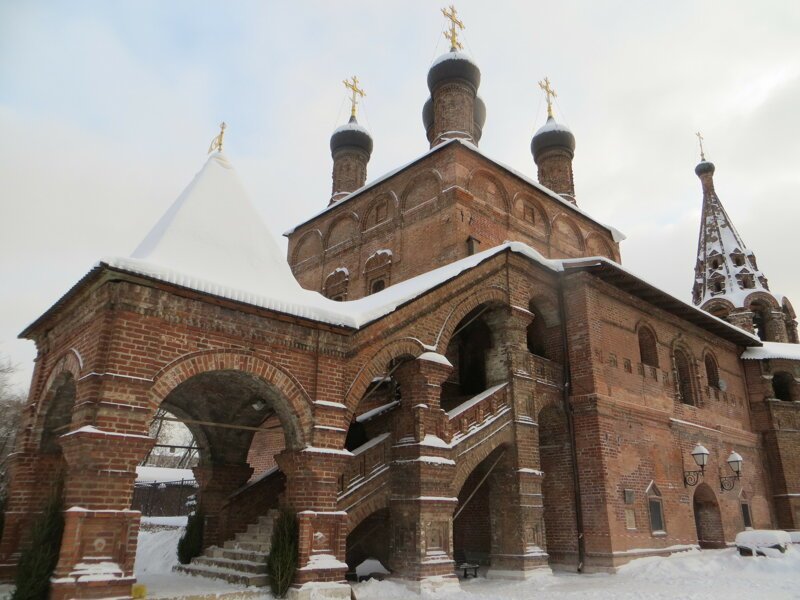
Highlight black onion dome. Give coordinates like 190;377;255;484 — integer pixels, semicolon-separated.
330;116;373;157
474;95;486;129
422;97;434;132
695;160;715;176
427;50;481;93
531;116;576;160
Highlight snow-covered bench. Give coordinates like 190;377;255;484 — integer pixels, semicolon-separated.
735;530;791;556
454;549;479;578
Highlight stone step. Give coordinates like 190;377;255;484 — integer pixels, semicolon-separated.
234;532;269;545
207;546;269;563
175;563;268;587
246;523;274;537
192;555;267;574
224;539;271;553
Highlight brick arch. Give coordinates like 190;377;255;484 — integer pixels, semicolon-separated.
467;169;510;214
291;229;323;266
344;337;428;415
528;293;560;328
324;213;360;249
702;348;720;389
585;232;615;260
701;298;736;319
743;291;781;311
360;191;398;232
433;286;509;351
513;192;550;236
34;350;83;452
782;297;796;320
345;486;390;534
551;214;585;253
401;169;442;213
451;430;514;497
38;349;83;412
150;350;313;449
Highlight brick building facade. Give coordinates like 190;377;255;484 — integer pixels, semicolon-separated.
1;40;798;600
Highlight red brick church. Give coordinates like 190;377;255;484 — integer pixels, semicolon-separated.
1;13;798;600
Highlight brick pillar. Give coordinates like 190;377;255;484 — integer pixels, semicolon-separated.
483;307;550;577
192;463;254;548
276;449;351;599
388;356;459;593
51;427;153;600
767;310;789;343
0;452;65;580
727;309;754;334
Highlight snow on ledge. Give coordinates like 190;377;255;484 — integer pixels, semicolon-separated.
447;382;508;419
742;341;800;361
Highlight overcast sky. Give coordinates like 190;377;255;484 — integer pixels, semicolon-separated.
2;1;799;392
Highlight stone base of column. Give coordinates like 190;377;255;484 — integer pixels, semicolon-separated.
287;581;352;600
486;549;550;579
398;573;461;594
51;577;135;600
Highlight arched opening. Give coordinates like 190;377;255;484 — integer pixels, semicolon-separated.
345;508;391;581
673;349;696;406
693;483;725;548
750;301;770;341
324;269;349;301
772;371;795;401
526;308;549;359
344;359;404;453
442;308;493;413
156;369;303;550
704;354;720;389
538;404;577;567
40;372;77;454
638;326;659;368
453;446;507;570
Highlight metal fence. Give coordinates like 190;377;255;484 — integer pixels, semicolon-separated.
132;479;197;517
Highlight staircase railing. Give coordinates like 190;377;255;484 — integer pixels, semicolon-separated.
219;467;285;543
446;382;510;443
337;433;392;498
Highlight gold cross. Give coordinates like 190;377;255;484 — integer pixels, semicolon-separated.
343;76;366;119
696;131;706;161
208;121;226;154
441;5;464;51
538;77;557;119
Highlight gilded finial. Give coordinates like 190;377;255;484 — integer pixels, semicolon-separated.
343;76;366;119
696;131;706;161
538;77;557;119
208;122;226;154
441;5;464;51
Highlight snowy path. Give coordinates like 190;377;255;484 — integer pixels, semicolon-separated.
134;521;799;599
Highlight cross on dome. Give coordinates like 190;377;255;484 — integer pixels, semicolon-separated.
343;76;366;119
441;5;464;51
208;122;227;154
538;77;557;119
696;131;706;161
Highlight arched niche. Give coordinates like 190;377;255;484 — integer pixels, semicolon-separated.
585;233;615;260
514;193;550;240
325;214;359;250
467;170;509;213
292;230;323;266
401;170;441;213
551;214;585;255
361;192;397;232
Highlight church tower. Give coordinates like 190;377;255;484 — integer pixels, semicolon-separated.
329;76;373;205
531;77;577;203
691;135;797;342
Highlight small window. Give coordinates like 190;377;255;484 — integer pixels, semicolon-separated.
704;354;720;389
674;349;695;406
648;498;665;533
773;371;794;401
370;279;386;294
638;326;659;368
741;503;752;528
467;236;481;256
731;253;745;267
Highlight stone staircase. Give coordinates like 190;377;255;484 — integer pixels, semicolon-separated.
175;510;277;586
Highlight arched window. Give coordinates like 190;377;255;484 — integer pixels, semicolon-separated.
527;310;548;358
772;371;794;401
751;302;769;341
638;326;659;368
674;349;695;406
646;482;665;534
324;268;349;301
370;279;386;294
704;354;720;389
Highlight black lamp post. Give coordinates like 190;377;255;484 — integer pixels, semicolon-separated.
720;450;743;491
683;444;709;487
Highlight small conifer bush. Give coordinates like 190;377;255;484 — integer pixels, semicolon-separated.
266;509;298;598
177;509;204;564
12;483;64;600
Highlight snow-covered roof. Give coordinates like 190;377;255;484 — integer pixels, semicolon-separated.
284;138;625;243
741;341;800;361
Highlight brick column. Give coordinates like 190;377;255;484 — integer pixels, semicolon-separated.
192;463;254;548
0;452;65;580
727;309;754;334
50;427;153;600
276;448;351;600
767;310;789;343
388;356;459;593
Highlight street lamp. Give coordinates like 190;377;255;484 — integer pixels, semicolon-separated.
683;444;710;487
720;450;743;491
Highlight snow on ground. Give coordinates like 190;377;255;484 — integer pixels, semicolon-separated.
353;547;800;600
135;517;265;598
132;522;800;600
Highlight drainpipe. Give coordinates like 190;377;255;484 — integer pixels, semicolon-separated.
557;272;586;573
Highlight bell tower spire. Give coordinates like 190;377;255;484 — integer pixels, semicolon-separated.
691;141;796;342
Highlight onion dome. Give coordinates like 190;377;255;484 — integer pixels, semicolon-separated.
422;97;433;132
330;115;373;157
531;116;576;160
695;160;715;176
427;49;481;93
